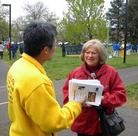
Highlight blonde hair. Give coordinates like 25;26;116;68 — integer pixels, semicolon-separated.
80;39;108;64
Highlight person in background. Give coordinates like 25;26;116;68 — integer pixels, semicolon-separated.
11;42;18;59
126;42;132;55
132;44;137;53
0;41;4;59
6;41;11;54
62;39;127;136
112;41;120;57
61;42;66;57
6;21;86;136
19;42;24;54
120;41;124;58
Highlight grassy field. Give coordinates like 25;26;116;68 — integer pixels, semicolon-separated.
3;47;138;80
44;48;138;80
3;47;138;109
45;48;138;109
126;83;138;109
4;48;138;80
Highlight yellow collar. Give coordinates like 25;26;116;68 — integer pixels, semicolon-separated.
22;53;46;75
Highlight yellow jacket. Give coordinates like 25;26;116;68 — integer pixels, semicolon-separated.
7;53;81;136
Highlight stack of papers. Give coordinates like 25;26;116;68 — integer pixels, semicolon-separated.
69;79;104;106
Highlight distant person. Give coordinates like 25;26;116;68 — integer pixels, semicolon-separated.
112;42;120;57
6;41;11;55
62;39;127;136
126;43;132;55
0;41;4;59
132;44;137;53
120;41;125;58
6;21;86;136
19;43;24;54
11;42;18;59
61;42;66;57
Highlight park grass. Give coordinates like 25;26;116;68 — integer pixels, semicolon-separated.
3;47;138;80
44;48;138;109
44;49;82;80
3;47;138;109
126;83;138;109
107;54;138;69
45;48;138;79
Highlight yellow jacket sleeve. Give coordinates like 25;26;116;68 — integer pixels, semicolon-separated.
24;83;81;133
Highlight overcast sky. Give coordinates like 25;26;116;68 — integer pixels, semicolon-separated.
1;0;111;20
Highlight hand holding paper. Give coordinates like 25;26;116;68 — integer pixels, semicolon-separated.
69;79;104;106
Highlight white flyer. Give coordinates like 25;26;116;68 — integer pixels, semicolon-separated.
69;79;104;106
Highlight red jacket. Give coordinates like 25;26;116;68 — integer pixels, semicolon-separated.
62;63;126;135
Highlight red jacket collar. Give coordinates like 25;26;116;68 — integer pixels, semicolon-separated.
81;63;107;79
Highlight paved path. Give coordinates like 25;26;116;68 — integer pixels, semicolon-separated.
0;59;138;136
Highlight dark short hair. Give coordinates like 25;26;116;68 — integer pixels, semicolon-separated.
23;21;57;57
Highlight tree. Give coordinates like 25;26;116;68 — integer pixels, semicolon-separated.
0;19;8;41
128;0;138;44
5;2;59;42
59;0;107;44
24;2;58;25
11;16;27;42
0;2;9;41
106;0;126;42
0;1;7;19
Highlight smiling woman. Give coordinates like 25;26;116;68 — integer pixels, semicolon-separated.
62;39;126;136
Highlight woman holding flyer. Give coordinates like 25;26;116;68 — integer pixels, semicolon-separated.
62;39;127;136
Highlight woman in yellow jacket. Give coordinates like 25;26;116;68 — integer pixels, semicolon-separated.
6;21;86;136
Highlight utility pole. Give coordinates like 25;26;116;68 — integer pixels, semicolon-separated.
123;0;128;63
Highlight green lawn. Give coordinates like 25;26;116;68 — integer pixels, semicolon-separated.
126;83;138;109
4;47;138;80
127;83;138;100
44;49;82;80
3;47;138;109
45;48;138;80
107;54;138;69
